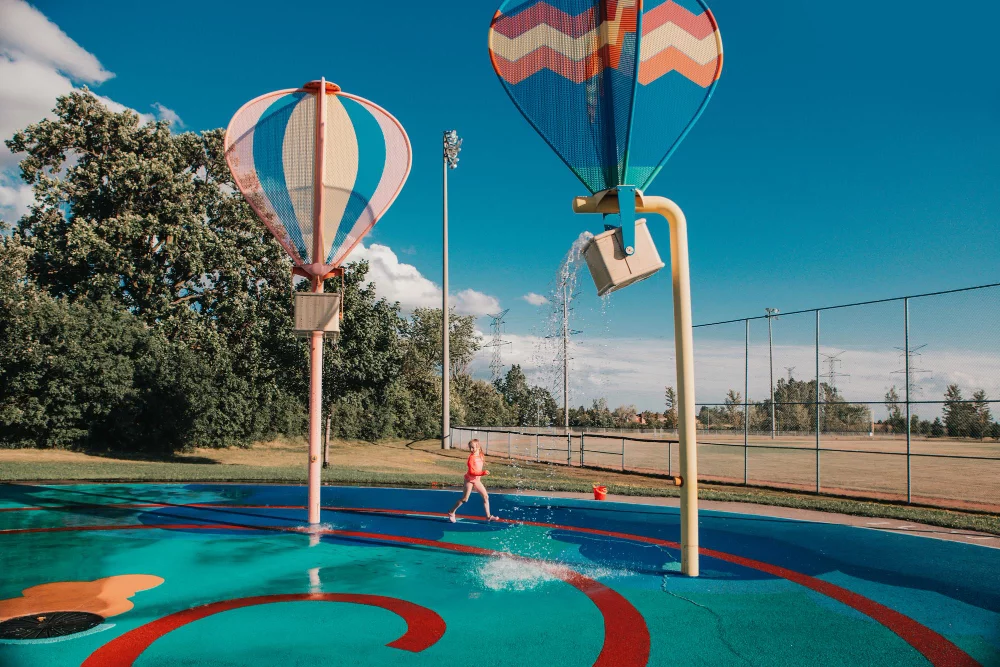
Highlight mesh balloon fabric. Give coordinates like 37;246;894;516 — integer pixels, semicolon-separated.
489;0;722;193
224;87;411;269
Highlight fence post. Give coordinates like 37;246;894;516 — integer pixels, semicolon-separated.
667;441;671;477
567;432;572;466
485;431;490;455
904;297;911;504
535;433;540;463
621;437;626;471
744;318;749;485
580;433;585;467
508;431;512;460
815;310;821;494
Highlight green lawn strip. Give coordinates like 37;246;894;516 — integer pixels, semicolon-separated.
3;460;996;536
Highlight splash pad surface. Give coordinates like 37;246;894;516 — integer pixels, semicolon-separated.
0;484;997;666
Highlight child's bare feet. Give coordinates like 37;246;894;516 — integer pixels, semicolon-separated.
448;513;457;523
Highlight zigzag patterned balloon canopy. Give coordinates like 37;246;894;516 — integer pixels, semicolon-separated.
489;0;722;194
224;81;412;277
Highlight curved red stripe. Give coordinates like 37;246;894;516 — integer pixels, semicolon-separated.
328;530;650;666
326;507;981;667
81;593;445;666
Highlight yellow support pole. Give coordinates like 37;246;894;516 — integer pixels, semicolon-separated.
572;190;699;576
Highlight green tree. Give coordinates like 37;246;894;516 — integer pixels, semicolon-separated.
943;384;976;438
404;308;480;380
496;365;557;426
4;91;304;450
456;377;511;427
971;390;991;440
612;404;638;427
664;386;678;430
724;389;744;430
884;386;905;433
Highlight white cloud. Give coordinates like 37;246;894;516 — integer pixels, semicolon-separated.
454;289;500;316
345;242;500;316
0;0;112;84
152;102;183;129
0;174;33;221
0;0;170;219
469;329;1000;415
523;292;550;306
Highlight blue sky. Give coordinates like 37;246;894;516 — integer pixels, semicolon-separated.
3;0;999;409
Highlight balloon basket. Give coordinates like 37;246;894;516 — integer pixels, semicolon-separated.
583;219;665;297
592;485;608;501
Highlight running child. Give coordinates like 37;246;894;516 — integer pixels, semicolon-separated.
447;439;497;523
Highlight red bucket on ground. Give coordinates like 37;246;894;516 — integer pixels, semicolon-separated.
593;485;608;501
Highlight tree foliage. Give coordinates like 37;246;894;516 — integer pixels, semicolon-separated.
2;92;307;452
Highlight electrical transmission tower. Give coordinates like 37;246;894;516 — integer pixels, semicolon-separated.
820;352;850;395
783;366;796;381
892;343;931;399
484;308;511;385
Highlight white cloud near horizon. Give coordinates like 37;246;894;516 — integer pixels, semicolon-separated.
468;330;1000;417
523;292;550;306
346;242;500;317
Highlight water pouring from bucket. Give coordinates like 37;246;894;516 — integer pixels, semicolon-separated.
489;0;725;576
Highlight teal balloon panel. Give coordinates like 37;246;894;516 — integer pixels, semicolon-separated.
489;0;723;194
224;83;411;273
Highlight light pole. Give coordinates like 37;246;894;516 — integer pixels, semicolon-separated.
442;130;462;449
765;307;780;439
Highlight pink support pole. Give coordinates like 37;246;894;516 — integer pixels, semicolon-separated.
308;322;323;524
307;79;328;525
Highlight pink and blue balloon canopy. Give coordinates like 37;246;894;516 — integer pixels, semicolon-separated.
488;0;723;195
224;81;411;276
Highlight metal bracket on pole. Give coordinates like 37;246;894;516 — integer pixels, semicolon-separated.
599;186;638;255
581;186;644;261
617;185;637;255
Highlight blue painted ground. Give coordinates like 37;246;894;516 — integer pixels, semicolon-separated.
0;483;997;666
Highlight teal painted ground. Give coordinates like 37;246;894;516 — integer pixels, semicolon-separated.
0;484;997;666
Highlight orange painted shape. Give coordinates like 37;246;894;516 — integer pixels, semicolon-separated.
0;575;163;622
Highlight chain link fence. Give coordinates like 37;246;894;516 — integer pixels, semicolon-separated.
460;283;1000;512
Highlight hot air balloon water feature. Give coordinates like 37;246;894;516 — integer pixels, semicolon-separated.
489;0;723;575
224;79;412;524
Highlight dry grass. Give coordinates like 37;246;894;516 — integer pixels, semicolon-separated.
462;430;1000;512
2;437;998;535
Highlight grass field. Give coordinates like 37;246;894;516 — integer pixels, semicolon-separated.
2;437;998;536
459;429;1000;512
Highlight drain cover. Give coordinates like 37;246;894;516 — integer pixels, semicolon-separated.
0;612;104;639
